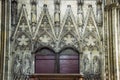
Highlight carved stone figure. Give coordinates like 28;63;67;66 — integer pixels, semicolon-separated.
11;0;17;25
31;5;36;23
55;4;60;22
22;54;31;75
93;56;100;74
13;54;22;79
83;55;90;73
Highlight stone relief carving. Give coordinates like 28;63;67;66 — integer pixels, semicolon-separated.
83;55;90;73
17;35;29;46
93;56;100;74
82;7;101;75
82;47;90;73
82;46;101;75
87;22;95;32
10;0;103;79
63;34;74;45
13;54;22;79
39;35;50;43
22;53;32;75
85;36;96;46
12;49;32;79
19;23;28;31
65;21;74;31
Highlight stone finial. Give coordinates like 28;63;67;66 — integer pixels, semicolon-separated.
30;0;37;4
88;5;92;8
67;5;71;8
96;0;103;26
78;0;84;5
97;0;102;5
54;0;61;4
43;4;47;7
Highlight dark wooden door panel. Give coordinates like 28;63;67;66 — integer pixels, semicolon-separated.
60;60;79;73
35;48;80;74
35;60;55;73
35;48;56;73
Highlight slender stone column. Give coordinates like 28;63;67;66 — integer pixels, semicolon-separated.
104;3;120;80
0;0;5;80
77;0;84;75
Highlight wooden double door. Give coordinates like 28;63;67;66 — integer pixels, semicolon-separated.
35;48;80;74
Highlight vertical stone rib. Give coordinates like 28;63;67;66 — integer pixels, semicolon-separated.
105;9;110;80
0;0;5;80
11;0;17;25
105;3;120;80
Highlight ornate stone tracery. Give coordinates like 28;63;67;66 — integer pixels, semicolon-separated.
8;0;104;80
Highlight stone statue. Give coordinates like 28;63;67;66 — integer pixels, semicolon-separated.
83;55;90;73
31;5;36;23
13;54;22;79
22;54;31;75
93;56;100;74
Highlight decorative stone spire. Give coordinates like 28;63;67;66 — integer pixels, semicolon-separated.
30;0;37;25
43;4;48;12
54;0;61;36
30;0;37;33
78;0;84;4
11;0;18;25
77;0;84;27
96;0;103;26
54;0;60;24
54;0;60;26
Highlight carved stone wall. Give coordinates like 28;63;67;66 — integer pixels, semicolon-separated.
4;0;104;80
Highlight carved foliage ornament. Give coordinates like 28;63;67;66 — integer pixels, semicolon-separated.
17;35;29;46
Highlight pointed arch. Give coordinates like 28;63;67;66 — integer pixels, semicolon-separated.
59;47;80;54
82;5;101;40
58;5;80;42
34;47;56;73
33;4;56;40
13;4;32;39
59;47;80;73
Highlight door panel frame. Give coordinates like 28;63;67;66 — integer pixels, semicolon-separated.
34;47;80;73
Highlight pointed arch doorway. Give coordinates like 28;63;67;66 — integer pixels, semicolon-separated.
35;47;80;74
59;48;79;73
35;48;56;73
